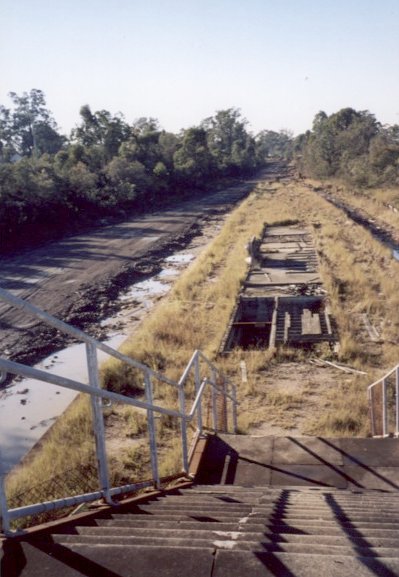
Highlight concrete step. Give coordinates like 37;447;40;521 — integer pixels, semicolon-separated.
51;535;399;557
127;507;249;518
213;550;399;577
110;511;399;525
98;518;242;531
249;510;399;522
111;512;247;523
97;517;399;534
8;542;399;577
136;502;399;520
140;502;252;512
155;492;399;506
2;542;215;577
154;494;264;504
77;526;399;548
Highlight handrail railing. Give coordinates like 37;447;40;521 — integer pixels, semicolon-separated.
368;363;399;438
0;287;238;534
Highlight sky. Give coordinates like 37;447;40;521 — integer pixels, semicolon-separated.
1;0;399;137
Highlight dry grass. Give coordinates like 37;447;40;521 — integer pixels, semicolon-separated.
6;176;399;528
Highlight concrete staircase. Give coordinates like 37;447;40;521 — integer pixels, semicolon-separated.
3;434;399;576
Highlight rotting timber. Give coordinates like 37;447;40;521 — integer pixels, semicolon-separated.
221;223;336;351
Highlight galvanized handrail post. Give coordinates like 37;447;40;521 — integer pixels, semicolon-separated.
396;367;399;438
231;384;238;433
368;387;376;437
0;448;11;535
211;369;218;432
382;378;388;437
194;352;203;435
178;381;189;474
0;477;10;535
222;378;228;432
86;342;113;504
0;285;243;530
144;371;160;489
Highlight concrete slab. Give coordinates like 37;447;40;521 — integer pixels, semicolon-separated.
196;436;399;490
340;438;399;467
218;434;274;462
214;550;399;577
272;437;344;466
263;227;310;236
228;462;272;487
245;270;322;285
196;435;274;486
345;466;399;492
270;465;348;488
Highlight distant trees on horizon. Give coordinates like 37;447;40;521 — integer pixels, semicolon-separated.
293;107;399;186
0;89;291;253
1;89;398;255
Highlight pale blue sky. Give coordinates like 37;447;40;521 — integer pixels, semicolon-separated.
1;0;398;136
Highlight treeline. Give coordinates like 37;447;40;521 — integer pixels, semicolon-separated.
294;108;399;186
0;89;290;253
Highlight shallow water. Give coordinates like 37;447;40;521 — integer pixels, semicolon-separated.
0;253;195;473
165;254;194;264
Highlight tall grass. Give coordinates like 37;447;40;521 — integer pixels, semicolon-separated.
6;177;399;528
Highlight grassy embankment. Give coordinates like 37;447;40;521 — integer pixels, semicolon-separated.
6;177;399;526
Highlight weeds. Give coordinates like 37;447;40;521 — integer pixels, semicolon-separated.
6;177;399;528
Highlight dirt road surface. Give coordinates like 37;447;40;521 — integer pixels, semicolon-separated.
0;179;262;367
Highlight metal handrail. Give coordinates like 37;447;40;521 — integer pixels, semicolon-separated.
0;287;238;534
368;364;399;438
0;287;177;387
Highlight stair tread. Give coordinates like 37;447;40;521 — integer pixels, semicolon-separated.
77;526;399;547
51;535;399;557
213;550;399;577
97;518;399;533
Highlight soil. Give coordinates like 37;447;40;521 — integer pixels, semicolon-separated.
246;361;348;436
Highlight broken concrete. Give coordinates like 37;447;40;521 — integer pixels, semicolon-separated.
222;224;337;351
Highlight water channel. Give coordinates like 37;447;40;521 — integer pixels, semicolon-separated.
0;251;196;474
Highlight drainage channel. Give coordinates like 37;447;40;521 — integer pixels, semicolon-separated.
0;252;198;474
314;187;399;260
221;224;337;352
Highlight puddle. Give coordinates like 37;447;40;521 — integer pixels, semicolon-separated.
0;333;126;474
393;249;399;262
120;278;171;301
158;268;179;278
0;251;197;473
165;253;194;264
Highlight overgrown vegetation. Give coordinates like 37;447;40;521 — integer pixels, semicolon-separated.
294;107;399;187
5;175;399;528
0;89;292;253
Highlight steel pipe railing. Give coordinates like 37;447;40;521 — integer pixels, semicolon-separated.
368;363;399;438
0;287;239;535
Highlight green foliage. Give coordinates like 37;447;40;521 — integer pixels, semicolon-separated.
173;127;214;187
0;89;65;159
202;108;258;176
255;129;293;162
0;92;268;253
296;107;399;186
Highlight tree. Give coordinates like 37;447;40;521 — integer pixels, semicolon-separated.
6;89;65;157
202;108;256;175
255;130;293;163
173;127;214;187
73;106;130;161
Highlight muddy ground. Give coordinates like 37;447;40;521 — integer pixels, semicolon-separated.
0;177;270;370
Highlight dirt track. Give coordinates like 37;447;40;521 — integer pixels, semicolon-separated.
0;179;261;367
